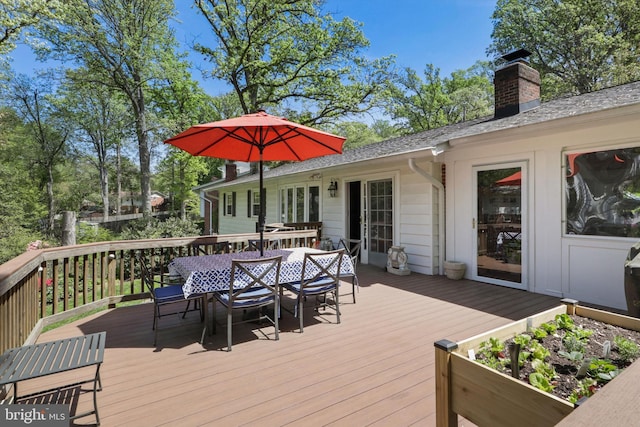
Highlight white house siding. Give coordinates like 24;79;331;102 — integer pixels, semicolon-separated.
445;104;640;310
216;156;441;276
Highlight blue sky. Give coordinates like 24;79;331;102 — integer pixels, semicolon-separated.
10;1;497;96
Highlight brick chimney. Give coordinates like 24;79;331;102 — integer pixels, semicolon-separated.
224;161;237;182
494;49;540;119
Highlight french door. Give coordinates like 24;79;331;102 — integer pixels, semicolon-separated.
474;163;527;289
367;179;393;267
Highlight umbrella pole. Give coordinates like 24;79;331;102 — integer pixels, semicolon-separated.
259;155;265;256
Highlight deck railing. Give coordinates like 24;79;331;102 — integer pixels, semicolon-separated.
0;229;318;354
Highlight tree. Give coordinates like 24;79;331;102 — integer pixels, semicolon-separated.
38;0;185;214
58;70;130;222
0;107;47;259
384;62;493;133
9;73;68;234
0;0;60;54
193;0;394;126
488;0;640;98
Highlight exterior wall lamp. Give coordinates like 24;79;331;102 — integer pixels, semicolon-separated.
328;180;338;198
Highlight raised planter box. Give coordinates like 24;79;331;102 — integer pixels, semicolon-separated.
434;299;640;427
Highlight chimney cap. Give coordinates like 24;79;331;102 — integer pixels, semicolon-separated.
500;48;532;63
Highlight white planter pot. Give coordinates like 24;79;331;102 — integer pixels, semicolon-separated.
444;261;466;280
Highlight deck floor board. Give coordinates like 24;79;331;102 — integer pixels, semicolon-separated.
24;264;561;426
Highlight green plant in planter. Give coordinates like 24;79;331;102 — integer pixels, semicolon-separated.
480;337;506;358
539;322;558;335
558;350;584;367
530;340;550;361
568;378;598;404
588;359;617;377
614;336;640;362
563;333;587;353
555;313;575;330
597;368;622;383
531;327;548;340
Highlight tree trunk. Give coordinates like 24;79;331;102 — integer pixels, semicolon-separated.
116;143;122;215
133;82;152;214
46;164;55;233
61;211;76;246
100;164;109;222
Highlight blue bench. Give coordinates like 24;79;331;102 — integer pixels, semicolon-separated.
0;332;106;425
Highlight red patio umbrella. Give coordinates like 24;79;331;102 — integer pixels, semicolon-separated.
165;110;346;255
495;171;522;186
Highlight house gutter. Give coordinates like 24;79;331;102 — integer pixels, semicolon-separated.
408;158;445;275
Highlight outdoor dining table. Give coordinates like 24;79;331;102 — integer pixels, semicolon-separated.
168;247;356;339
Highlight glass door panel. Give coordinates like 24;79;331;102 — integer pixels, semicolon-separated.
368;179;393;267
476;167;523;285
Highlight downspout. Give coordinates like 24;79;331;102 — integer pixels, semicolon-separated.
408;158;445;275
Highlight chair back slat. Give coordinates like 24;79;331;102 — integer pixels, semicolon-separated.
300;249;344;291
229;256;282;302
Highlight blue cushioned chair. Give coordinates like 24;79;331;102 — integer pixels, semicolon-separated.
283;249;344;332
212;255;282;351
136;253;205;346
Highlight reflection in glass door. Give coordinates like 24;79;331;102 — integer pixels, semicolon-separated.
368;179;393;267
476;166;523;286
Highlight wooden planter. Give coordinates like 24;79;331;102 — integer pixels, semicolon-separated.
434;299;640;427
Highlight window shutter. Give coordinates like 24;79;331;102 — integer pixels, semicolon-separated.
232;192;236;216
247;190;252;217
223;193;226;216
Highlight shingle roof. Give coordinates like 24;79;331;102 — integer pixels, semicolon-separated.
213;80;640;187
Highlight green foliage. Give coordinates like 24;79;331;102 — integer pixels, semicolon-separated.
558;350;584;366
539;322;557;335
597;369;621;383
513;334;532;347
568;378;598;404
555;313;575;330
488;0;640;98
120;215;200;240
531;358;556;380
385;61;493;133
480;337;506;358
76;223;116;244
529;340;550;361
529;372;555;392
194;0;393;124
614;336;640;362
563;333;586;353
531;327;548;341
588;359;617;377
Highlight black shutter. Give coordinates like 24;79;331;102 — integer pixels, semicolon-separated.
247;190;252;217
232;192;236;216
223;193;226;216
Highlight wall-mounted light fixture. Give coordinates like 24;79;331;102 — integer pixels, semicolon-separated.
328;180;338;198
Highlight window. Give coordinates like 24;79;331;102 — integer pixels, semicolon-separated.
566;147;640;237
224;192;236;216
280;185;320;222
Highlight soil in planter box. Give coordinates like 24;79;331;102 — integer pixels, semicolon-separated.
476;315;640;402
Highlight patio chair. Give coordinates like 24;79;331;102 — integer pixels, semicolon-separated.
190;240;231;256
282;249;344;332
337;238;361;303
135;253;206;346
212;255;282;351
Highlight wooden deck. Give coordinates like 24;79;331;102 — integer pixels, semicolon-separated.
17;265;562;426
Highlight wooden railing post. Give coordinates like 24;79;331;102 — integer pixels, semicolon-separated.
434;339;459;427
108;252;117;308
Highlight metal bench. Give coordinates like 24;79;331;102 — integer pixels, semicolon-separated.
0;331;106;426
